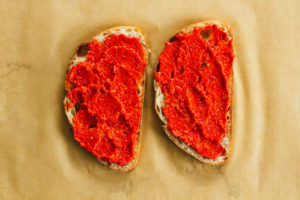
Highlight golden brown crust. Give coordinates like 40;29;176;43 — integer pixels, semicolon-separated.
154;20;234;165
63;26;149;171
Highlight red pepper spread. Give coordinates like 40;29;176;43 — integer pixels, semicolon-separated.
155;25;234;160
65;35;146;166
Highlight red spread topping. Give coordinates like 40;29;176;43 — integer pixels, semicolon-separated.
65;34;146;165
155;25;234;160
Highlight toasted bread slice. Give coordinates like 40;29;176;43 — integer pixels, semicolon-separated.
154;20;234;165
64;26;149;171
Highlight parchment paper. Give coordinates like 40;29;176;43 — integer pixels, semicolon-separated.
0;0;299;199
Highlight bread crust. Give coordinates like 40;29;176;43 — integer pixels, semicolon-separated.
154;20;234;165
63;26;149;171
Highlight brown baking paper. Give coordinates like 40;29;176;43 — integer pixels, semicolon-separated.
0;0;300;199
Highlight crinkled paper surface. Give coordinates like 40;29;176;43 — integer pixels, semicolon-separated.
0;0;299;199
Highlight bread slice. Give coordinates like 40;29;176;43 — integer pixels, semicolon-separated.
63;26;149;171
154;20;234;165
